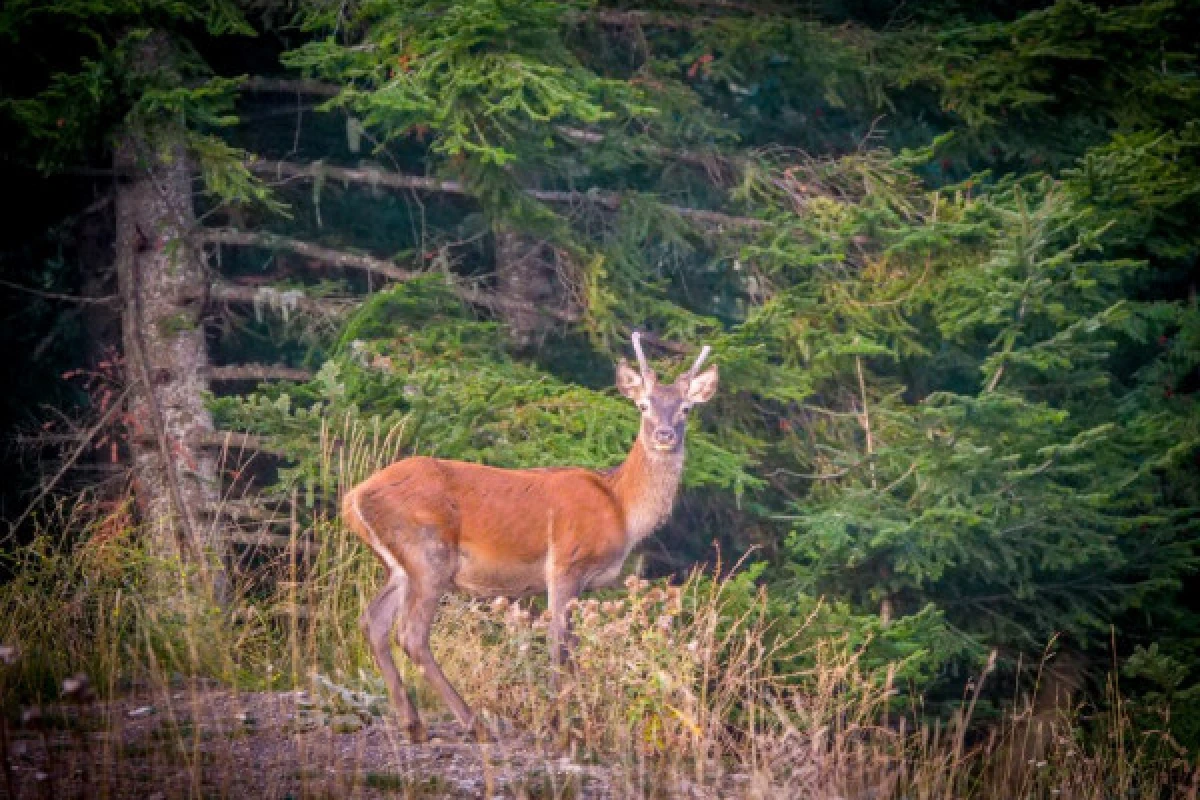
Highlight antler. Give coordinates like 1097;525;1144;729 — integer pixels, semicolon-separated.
687;344;712;377
631;331;653;381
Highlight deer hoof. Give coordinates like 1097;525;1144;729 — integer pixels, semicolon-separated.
470;717;495;744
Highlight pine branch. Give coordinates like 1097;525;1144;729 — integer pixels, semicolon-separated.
638;330;689;355
556;126;734;174
238;87;737;177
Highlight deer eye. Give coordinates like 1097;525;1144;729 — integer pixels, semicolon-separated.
638;402;649;412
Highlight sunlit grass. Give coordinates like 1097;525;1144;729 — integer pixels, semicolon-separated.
1;423;1196;797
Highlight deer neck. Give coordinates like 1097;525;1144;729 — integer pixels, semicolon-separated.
607;434;685;544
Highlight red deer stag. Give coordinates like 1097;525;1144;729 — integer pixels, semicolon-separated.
342;333;718;741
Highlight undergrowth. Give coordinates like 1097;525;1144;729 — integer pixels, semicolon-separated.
1;421;1196;797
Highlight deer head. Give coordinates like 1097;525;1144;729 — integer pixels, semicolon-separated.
616;332;719;454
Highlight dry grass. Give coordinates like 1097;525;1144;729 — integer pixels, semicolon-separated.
2;420;1197;797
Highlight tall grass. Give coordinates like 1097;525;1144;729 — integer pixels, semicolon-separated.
2;419;1196;797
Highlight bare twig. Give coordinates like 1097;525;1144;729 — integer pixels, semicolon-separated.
0;279;117;305
8;386;131;534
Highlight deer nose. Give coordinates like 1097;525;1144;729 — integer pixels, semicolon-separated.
653;428;677;447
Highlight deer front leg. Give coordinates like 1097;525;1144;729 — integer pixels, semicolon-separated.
547;572;583;668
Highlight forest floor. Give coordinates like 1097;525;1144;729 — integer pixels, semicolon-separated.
1;684;685;799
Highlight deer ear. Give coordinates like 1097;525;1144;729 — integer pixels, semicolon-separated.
684;364;719;404
616;359;647;399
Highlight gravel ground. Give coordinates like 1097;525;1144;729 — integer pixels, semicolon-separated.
1;686;626;799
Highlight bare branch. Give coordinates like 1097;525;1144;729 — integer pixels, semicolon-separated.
200;282;359;314
0;279;117;305
204;365;314;383
188;430;289;459
241;77;341;97
196;249;578;323
246;158;468;195
9;386;132;534
247;158;766;230
196;228;417;282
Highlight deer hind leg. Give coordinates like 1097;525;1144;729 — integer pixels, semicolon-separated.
360;570;426;743
400;532;487;740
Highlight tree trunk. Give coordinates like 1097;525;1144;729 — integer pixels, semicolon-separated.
493;226;563;351
114;85;226;599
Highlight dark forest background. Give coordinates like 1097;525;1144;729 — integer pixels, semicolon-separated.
1;0;1198;786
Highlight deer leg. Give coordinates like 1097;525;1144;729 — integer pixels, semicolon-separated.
547;573;583;668
401;571;486;740
360;571;426;742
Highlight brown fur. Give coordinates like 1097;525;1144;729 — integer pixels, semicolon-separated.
342;345;718;741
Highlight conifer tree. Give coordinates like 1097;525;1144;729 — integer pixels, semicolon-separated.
2;0;1197;722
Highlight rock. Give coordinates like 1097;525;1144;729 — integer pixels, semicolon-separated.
331;714;364;734
286;712;325;734
127;705;156;719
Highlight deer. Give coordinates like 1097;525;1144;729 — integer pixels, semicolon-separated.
341;332;718;742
